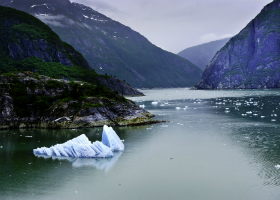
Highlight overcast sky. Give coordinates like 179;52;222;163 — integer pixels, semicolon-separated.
71;0;272;53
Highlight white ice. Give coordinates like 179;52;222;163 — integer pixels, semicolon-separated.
34;125;124;158
102;125;125;151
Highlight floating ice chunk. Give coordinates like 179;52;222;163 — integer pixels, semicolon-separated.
34;134;114;158
261;116;265;118
151;101;158;105
161;125;168;128
175;107;181;110
139;104;145;108
275;164;280;169
271;119;276;122
246;111;252;114
102;125;124;152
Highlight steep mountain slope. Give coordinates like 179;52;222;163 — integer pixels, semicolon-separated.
0;0;202;88
0;5;142;95
178;38;230;71
195;0;280;89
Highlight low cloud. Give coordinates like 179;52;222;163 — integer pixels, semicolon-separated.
36;15;75;27
199;33;233;44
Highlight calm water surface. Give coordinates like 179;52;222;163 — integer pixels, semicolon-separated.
1;88;280;200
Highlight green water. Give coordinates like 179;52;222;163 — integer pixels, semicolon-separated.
0;88;280;200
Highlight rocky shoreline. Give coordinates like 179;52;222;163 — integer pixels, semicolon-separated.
0;72;162;130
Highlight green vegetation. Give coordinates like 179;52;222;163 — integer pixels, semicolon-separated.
0;72;126;117
0;6;95;81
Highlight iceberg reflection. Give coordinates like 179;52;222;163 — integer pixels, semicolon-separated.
35;151;123;172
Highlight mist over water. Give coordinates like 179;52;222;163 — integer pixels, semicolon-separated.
1;88;280;200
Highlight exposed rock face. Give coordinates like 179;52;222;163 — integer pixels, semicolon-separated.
0;0;202;88
178;38;230;71
195;0;280;89
0;72;157;130
7;36;73;67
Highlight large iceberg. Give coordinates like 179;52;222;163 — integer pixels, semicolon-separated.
33;125;124;158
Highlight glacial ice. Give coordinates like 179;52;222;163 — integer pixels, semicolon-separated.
33;125;124;158
102;125;125;151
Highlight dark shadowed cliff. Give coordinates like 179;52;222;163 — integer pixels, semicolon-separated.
196;0;280;89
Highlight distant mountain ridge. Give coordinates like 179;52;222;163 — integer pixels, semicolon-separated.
196;0;280;89
0;0;203;88
178;38;230;71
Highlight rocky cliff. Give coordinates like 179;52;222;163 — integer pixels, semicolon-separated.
0;72;157;130
178;38;230;71
0;0;202;88
195;0;280;89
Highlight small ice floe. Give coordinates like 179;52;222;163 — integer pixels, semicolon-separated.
225;110;230;113
175;107;181;110
25;136;32;138
261;116;265;118
253;114;258;116
225;108;229;110
151;101;158;105
271;119;277;122
161;125;168;128
160;104;165;107
275;164;280;169
0;146;3;148
246;111;252;114
139;104;145;108
185;106;188;108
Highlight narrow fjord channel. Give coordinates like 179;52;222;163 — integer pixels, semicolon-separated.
1;88;280;200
